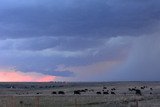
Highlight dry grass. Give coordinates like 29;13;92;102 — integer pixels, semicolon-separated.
0;82;160;107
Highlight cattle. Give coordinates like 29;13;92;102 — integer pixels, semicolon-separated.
85;89;88;91
135;89;142;96
58;91;65;94
140;86;147;90
36;92;42;94
128;88;133;91
103;86;107;89
111;92;115;94
52;91;57;94
103;91;109;94
150;88;153;90
132;88;136;91
141;86;145;89
96;92;101;94
80;90;86;92
150;92;152;95
74;90;81;95
111;88;116;91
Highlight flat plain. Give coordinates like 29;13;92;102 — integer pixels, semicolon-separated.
0;82;160;107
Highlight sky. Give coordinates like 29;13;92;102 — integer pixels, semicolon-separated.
0;0;160;82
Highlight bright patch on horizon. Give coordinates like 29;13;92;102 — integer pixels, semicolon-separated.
0;70;56;82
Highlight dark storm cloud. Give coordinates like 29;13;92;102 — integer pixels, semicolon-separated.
0;36;104;51
0;0;160;39
0;0;160;80
0;35;133;78
104;35;160;81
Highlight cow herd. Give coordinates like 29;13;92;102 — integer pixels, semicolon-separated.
14;85;154;96
50;85;154;96
128;85;153;95
49;86;118;95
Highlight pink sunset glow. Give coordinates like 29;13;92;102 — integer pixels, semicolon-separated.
0;70;56;82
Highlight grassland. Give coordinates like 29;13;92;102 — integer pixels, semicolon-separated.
0;82;160;107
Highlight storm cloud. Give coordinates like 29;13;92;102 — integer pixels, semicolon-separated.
0;0;160;81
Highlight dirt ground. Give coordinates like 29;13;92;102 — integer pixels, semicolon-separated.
0;82;160;107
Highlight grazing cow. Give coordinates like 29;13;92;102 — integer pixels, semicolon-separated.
150;92;152;95
74;90;81;95
52;91;57;94
103;91;109;94
85;89;88;91
103;87;107;89
141;86;145;89
141;86;147;90
96;92;101;94
58;91;65;94
132;88;136;91
111;88;116;91
80;90;86;92
128;88;133;91
150;88;153;90
135;89;142;95
111;92;115;94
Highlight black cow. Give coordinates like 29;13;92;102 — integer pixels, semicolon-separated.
135;89;142;96
74;90;81;95
141;86;147;90
103;91;109;94
103;87;107;89
52;91;57;94
111;92;115;94
128;88;133;91
80;90;86;92
132;88;136;91
58;91;65;94
85;89;88;91
96;92;101;94
111;88;116;91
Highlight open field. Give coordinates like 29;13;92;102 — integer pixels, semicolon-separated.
0;82;160;107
